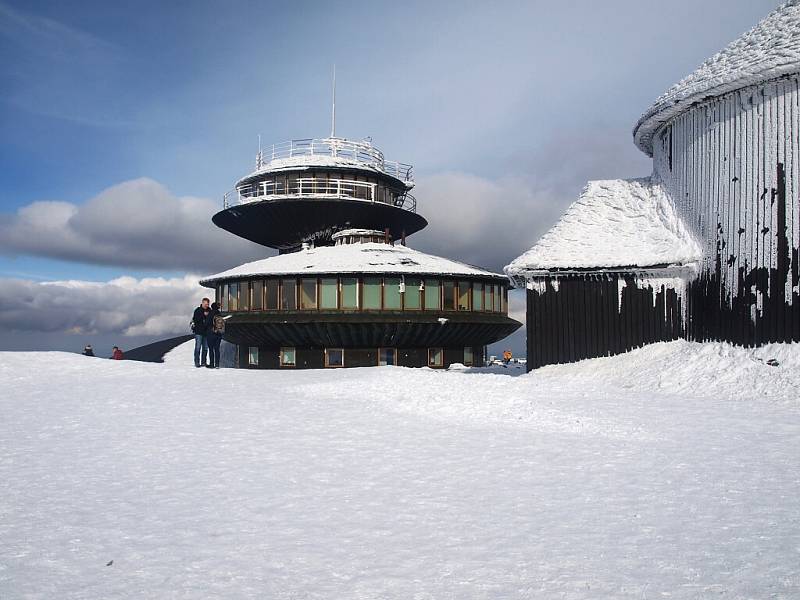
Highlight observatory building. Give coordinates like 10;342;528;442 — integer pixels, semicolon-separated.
507;1;800;370
201;136;520;369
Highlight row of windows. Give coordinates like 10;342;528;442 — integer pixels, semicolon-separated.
219;277;508;314
240;171;404;205
249;346;476;368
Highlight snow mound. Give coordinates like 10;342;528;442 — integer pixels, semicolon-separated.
201;242;501;285
505;177;702;275
634;1;800;155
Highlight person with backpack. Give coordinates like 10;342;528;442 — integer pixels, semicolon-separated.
191;298;212;368
206;302;225;369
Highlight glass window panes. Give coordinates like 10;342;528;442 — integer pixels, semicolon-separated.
320;278;338;309
403;278;421;310
458;281;470;311
428;347;443;367
265;280;279;310
442;281;455;311
383;277;401;310
248;347;259;366
484;283;493;312
325;348;344;367
280;347;295;366
251;280;263;310
464;346;474;366
280;279;296;310
220;284;227;311
494;285;502;312
240;281;250;311
472;282;483;311
340;278;358;309
379;348;396;366
300;279;317;310
424;279;440;310
228;282;238;311
363;277;382;310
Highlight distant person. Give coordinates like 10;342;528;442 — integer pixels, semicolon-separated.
191;297;212;368
502;349;512;365
82;344;95;357
206;302;224;369
111;346;124;360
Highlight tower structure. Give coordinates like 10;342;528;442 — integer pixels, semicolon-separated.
202;135;521;369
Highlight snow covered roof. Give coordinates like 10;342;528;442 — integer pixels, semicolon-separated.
504;178;702;276
201;242;503;286
634;1;800;156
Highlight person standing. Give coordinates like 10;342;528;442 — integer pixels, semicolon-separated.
111;346;124;360
82;344;95;357
191;298;212;368
206;302;224;369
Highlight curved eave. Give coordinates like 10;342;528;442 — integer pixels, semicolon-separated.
200;270;508;288
506;262;700;286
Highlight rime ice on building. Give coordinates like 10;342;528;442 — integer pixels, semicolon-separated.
507;1;800;370
202;137;521;368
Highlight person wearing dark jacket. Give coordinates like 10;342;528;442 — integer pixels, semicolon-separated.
206;302;223;369
192;298;212;367
82;344;95;357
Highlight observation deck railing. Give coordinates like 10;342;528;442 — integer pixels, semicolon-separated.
254;137;413;183
223;177;417;213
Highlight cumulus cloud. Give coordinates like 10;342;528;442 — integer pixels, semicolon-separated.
0;178;268;271
410;172;568;273
0;275;209;337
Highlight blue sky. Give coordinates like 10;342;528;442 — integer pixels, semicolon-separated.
0;0;780;351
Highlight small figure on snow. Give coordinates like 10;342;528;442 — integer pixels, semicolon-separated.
502;349;513;365
111;346;124;360
82;344;95;357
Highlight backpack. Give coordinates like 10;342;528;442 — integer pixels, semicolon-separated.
212;314;225;334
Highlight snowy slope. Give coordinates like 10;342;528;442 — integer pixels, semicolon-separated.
201;242;501;286
1;341;799;598
505;178;702;275
634;1;800;155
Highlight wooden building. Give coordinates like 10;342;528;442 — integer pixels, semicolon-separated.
507;2;800;369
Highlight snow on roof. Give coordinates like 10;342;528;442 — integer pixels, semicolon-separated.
634;1;800;156
504;178;702;276
237;155;415;188
201;242;502;286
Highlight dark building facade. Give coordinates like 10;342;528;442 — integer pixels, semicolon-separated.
508;2;800;370
202;138;520;368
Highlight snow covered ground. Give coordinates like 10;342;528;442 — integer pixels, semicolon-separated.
1;340;799;598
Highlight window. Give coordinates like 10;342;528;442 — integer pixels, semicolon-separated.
502;287;508;314
265;279;279;310
403;278;421;310
251;280;263;310
219;284;227;311
363;277;382;310
280;347;296;367
280;279;296;310
458;281;471;311
325;348;344;367
472;282;483;311
340;278;358;309
248;347;259;366
424;279;440;310
239;281;250;311
378;348;396;366
464;346;474;366
383;277;402;310
300;278;317;310
428;347;443;368
320;278;338;309
442;281;456;311
228;282;239;311
484;283;493;312
494;285;502;312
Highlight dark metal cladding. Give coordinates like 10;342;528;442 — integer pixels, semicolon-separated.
222;311;520;348
212;198;428;250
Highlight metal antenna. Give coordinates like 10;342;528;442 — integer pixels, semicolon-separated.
331;64;336;138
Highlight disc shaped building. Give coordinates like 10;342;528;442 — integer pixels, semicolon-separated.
202;137;520;368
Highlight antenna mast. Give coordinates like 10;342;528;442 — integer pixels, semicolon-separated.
331;64;336;138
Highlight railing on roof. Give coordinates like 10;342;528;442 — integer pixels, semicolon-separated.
223;177;417;213
253;137;413;182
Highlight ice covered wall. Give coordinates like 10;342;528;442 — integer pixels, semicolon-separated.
652;74;800;344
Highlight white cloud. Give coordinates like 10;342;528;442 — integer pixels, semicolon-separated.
0;275;210;337
0;178;267;271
